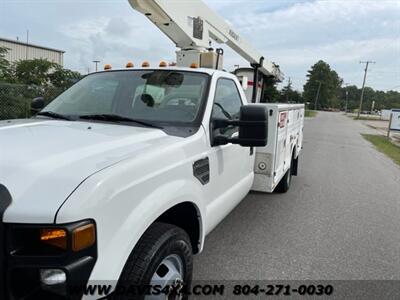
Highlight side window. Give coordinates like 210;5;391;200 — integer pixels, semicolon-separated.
211;78;243;137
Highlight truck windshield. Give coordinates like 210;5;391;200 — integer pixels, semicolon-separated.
42;70;210;125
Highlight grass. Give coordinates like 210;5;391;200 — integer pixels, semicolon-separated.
353;116;381;121
362;134;400;166
305;110;317;118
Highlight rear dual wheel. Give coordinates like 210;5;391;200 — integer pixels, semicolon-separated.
276;164;291;193
276;154;295;193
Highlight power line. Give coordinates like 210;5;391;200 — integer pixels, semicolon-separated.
385;85;400;91
357;61;375;118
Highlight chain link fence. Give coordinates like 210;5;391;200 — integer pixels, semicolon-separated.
0;82;64;120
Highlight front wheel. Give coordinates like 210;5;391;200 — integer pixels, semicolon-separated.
115;222;193;300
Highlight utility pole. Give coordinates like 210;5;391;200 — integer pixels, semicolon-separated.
93;60;101;72
344;83;350;113
25;29;29;60
286;77;292;103
314;80;322;110
357;61;375;118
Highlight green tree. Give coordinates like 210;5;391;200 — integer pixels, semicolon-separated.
49;65;82;89
340;85;360;111
384;90;400;109
278;79;303;103
0;57;82;120
279;80;303;102
280;79;293;103
339;85;400;112
290;90;304;103
8;58;81;88
0;47;8;69
14;59;57;86
262;76;280;103
303;60;343;109
0;46;12;81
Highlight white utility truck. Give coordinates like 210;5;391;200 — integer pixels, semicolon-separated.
0;0;304;299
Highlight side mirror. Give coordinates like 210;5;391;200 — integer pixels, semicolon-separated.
31;97;45;114
213;104;268;147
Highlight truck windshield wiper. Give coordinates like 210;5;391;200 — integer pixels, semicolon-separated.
79;114;162;129
36;111;72;121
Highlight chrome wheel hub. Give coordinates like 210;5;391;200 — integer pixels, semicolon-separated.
146;254;184;300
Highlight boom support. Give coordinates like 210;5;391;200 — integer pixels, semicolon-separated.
128;0;283;81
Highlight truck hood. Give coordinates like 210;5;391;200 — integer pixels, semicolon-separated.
0;119;178;223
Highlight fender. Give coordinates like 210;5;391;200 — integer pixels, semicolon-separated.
56;147;208;294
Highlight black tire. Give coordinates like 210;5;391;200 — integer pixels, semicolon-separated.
276;162;292;193
114;222;193;300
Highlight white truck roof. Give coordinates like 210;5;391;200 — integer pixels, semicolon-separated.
95;67;233;77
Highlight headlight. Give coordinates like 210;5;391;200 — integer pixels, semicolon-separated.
40;228;68;250
38;223;96;252
6;220;97;300
9;220;96;256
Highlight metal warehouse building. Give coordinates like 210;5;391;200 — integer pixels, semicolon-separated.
0;37;64;66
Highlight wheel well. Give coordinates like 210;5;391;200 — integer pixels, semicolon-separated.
291;147;299;176
155;202;201;254
291;144;297;159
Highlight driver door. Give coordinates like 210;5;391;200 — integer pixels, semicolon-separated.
204;77;254;233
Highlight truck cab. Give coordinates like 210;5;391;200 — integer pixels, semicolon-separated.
0;66;275;299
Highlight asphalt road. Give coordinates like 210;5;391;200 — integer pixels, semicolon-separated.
193;112;400;281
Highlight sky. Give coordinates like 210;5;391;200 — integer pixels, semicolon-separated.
0;0;399;92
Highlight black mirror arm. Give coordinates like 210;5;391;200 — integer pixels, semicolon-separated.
213;118;266;129
214;135;266;147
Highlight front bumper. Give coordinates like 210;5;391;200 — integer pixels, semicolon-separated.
4;221;97;300
0;184;13;300
0;184;97;300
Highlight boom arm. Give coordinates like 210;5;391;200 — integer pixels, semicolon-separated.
128;0;283;81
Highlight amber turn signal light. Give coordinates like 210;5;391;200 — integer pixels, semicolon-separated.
72;223;96;252
40;229;67;250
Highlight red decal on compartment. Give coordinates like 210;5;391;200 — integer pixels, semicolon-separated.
279;112;287;128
